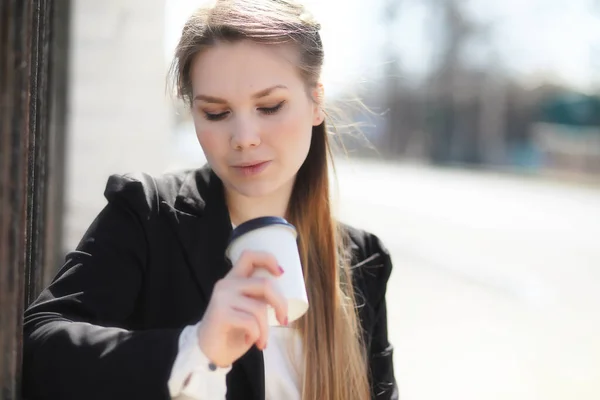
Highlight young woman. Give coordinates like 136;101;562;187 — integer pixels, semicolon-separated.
22;1;398;399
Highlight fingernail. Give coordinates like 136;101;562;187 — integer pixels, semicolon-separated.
284;317;289;326
278;266;285;274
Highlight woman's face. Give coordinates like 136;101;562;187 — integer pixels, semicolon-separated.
189;40;324;198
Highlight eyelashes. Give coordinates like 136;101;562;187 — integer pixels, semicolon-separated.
203;101;286;121
260;101;285;115
203;111;228;121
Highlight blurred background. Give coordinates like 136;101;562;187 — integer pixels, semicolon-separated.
2;0;600;399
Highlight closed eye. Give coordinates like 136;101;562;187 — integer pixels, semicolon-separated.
202;101;285;121
259;101;285;115
204;111;229;121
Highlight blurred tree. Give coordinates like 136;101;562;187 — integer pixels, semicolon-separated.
425;0;484;165
381;0;404;157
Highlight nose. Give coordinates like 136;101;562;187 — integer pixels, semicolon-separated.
230;115;261;150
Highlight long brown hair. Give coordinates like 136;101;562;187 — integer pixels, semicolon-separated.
169;1;370;399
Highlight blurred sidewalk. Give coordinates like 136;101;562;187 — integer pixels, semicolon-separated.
334;158;600;400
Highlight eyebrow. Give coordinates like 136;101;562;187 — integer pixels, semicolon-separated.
193;84;288;104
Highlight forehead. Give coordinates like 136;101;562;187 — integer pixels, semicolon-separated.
189;40;305;98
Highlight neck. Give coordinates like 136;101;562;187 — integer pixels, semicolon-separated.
225;180;295;226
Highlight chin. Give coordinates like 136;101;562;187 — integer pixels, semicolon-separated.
221;176;278;197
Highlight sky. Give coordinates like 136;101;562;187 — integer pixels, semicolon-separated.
165;0;600;95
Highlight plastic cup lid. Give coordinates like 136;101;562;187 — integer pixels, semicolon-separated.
227;216;297;247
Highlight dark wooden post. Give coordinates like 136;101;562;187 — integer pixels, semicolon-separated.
0;0;69;398
43;0;70;289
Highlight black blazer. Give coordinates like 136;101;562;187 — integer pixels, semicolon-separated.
22;165;398;400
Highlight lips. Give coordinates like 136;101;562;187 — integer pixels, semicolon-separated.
233;160;269;168
231;160;272;177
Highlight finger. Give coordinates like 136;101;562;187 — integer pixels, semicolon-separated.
231;297;269;349
228;308;261;346
235;277;288;326
229;251;283;279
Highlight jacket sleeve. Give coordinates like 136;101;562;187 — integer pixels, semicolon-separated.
22;174;181;400
367;234;399;400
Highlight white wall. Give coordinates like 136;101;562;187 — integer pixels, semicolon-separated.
64;0;171;249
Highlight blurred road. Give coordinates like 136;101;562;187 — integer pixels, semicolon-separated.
333;158;600;400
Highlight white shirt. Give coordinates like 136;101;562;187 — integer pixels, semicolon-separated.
168;321;303;399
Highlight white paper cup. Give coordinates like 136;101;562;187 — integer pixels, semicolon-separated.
225;217;309;326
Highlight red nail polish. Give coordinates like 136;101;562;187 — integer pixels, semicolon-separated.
278;266;285;274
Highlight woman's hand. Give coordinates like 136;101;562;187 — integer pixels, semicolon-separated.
196;250;288;367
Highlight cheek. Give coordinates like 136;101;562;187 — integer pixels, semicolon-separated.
282;110;313;149
196;129;211;148
195;127;224;158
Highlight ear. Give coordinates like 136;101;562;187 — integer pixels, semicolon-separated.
311;83;325;126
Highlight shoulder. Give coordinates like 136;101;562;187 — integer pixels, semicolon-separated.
340;223;394;301
342;223;392;271
102;169;197;219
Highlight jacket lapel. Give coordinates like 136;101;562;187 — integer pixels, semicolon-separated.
163;166;265;400
169;167;232;303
